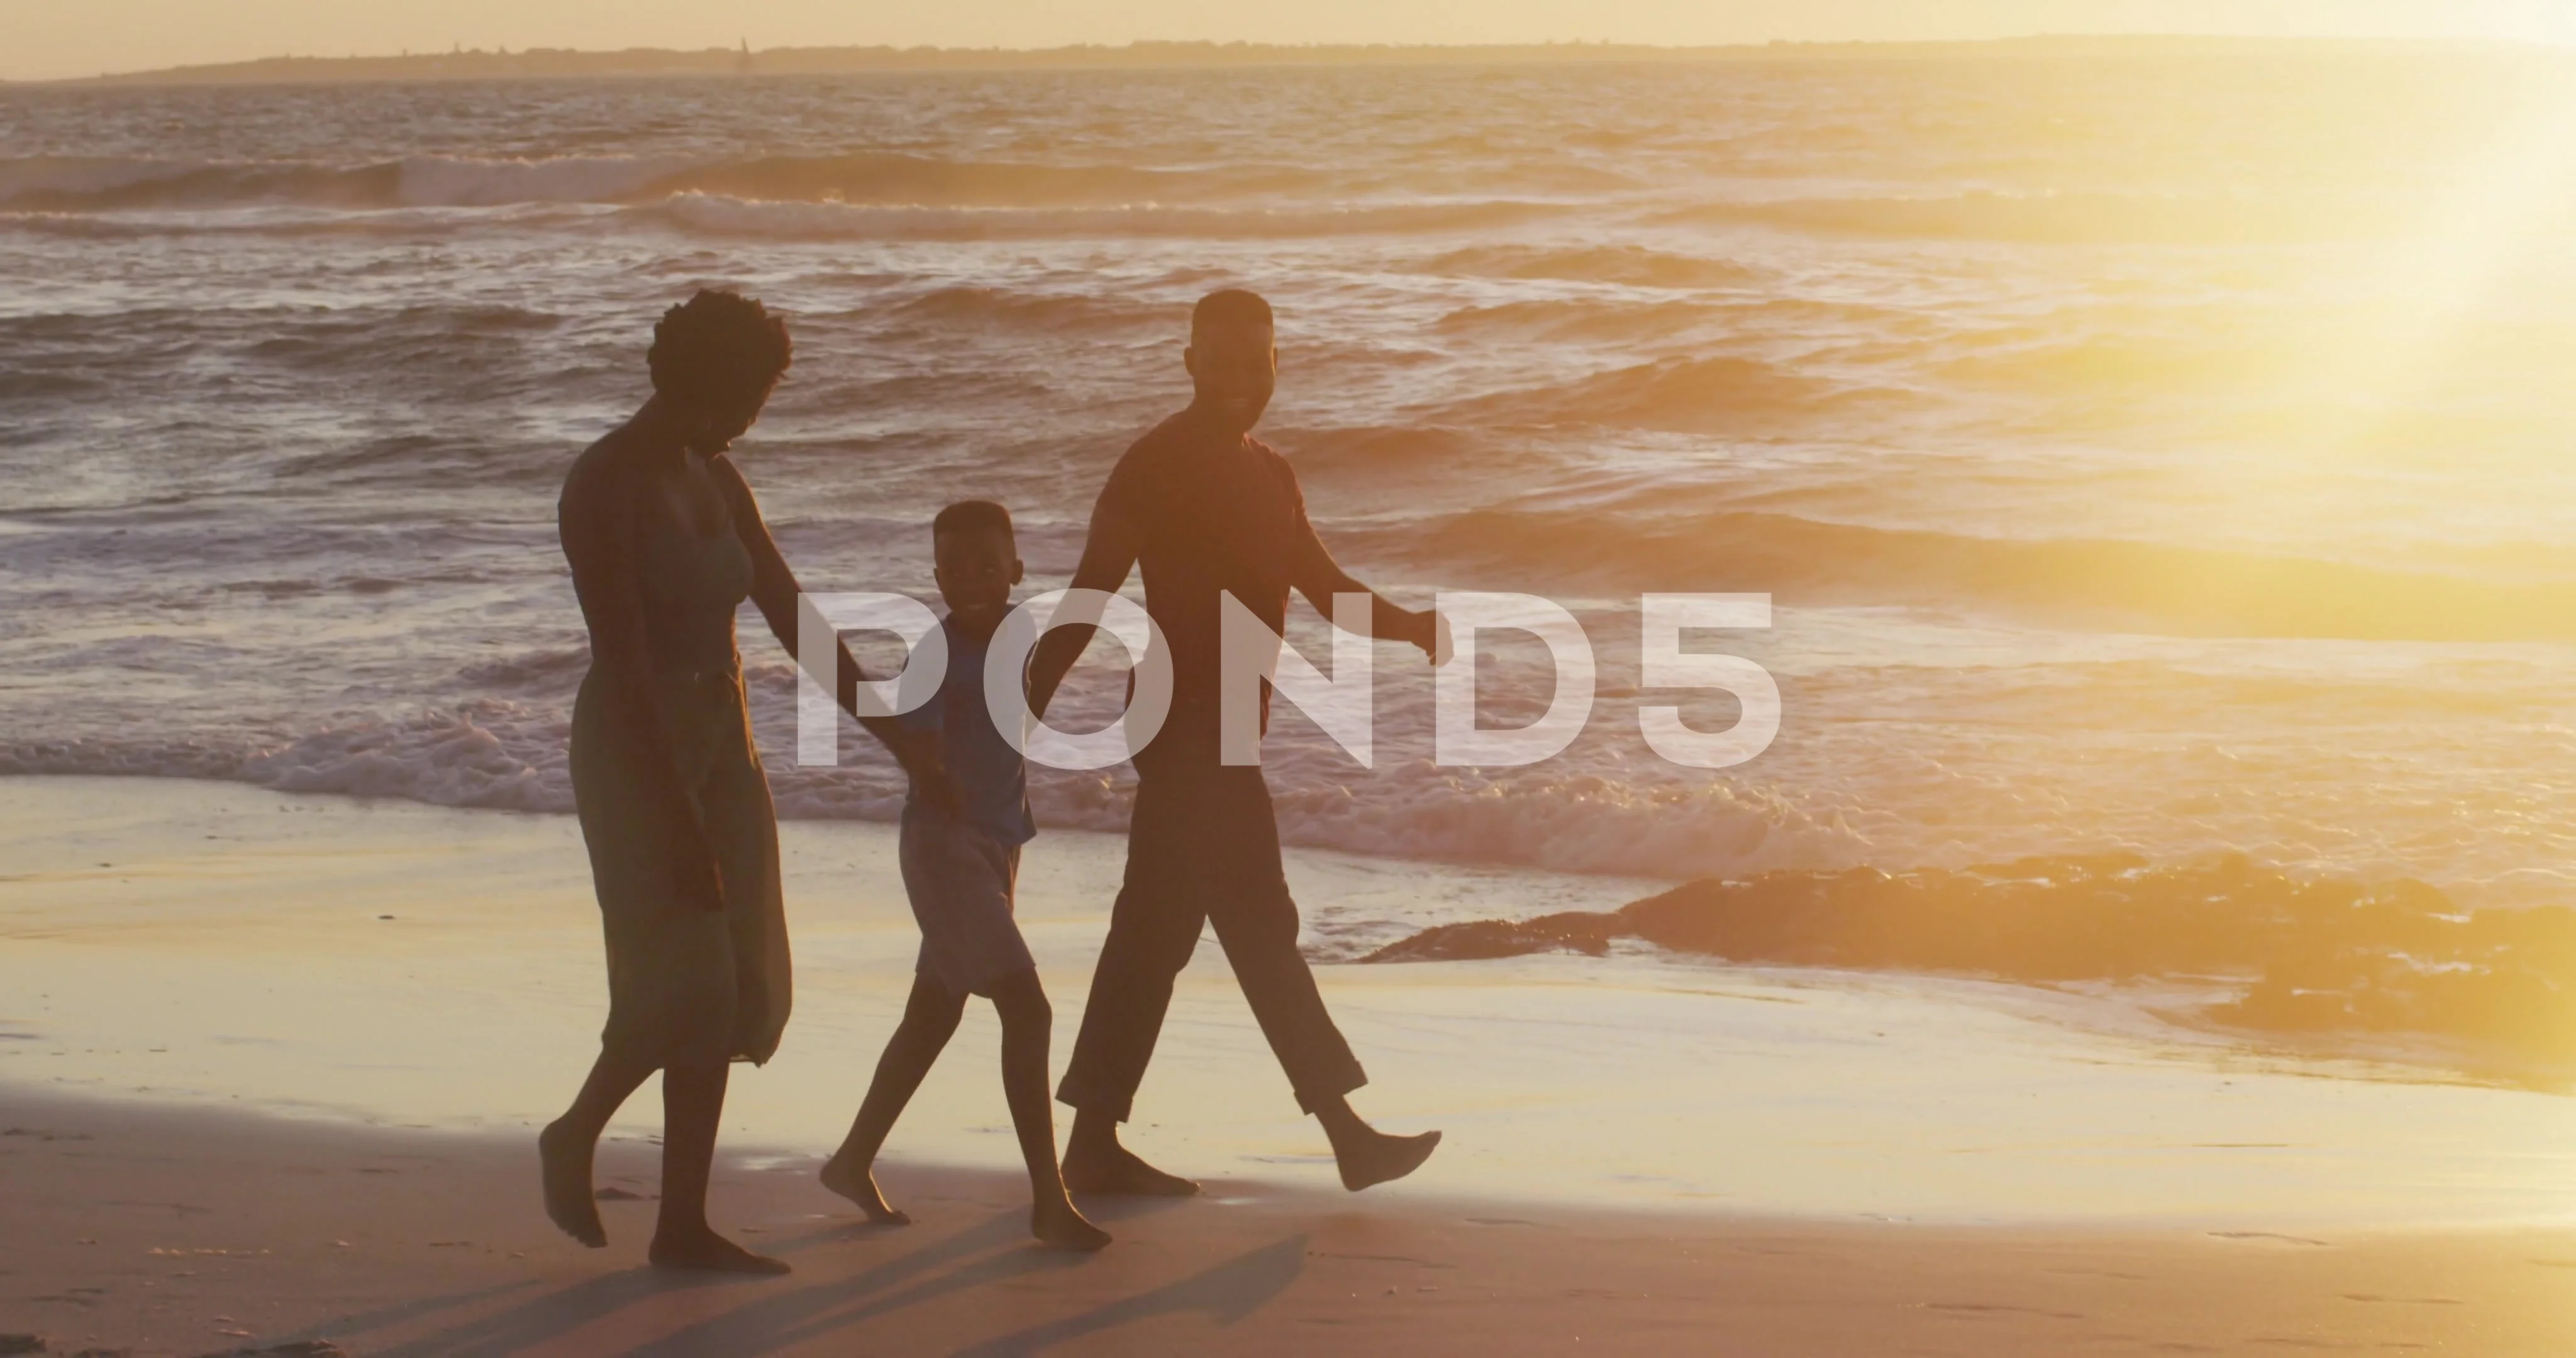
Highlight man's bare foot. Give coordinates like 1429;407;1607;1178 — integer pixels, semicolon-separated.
539;1119;606;1247
1062;1140;1199;1197
1031;1195;1112;1252
648;1225;792;1275
819;1152;910;1226
1333;1127;1441;1192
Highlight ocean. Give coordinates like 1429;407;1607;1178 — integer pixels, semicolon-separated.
5;51;2575;1066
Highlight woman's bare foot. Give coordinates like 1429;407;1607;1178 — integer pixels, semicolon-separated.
647;1225;792;1275
1333;1127;1441;1192
539;1119;607;1247
1031;1195;1112;1252
819;1152;911;1225
1061;1139;1199;1197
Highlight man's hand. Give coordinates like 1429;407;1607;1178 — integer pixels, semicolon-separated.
1409;606;1452;666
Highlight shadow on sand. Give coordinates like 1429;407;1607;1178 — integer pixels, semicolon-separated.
950;1234;1309;1357
353;1202;1304;1355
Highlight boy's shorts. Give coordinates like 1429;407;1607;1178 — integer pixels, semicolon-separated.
899;809;1035;998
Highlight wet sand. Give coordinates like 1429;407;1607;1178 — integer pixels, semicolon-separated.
8;776;2576;1226
6;775;2576;1350
8;1088;2575;1356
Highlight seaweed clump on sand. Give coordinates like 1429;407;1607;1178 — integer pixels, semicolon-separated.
1359;854;2576;1068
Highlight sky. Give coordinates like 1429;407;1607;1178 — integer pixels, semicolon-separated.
6;0;2576;81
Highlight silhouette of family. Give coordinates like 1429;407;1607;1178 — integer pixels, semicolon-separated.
540;287;1441;1271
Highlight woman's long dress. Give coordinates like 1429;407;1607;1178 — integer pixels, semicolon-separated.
568;470;791;1066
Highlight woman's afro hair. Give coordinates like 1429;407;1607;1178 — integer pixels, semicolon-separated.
647;289;792;409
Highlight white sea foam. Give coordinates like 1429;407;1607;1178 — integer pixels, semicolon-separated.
636;192;1567;242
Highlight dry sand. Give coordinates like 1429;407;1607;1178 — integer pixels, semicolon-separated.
8;1089;2573;1356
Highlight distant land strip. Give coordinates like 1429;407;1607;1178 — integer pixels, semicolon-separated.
19;35;2562;87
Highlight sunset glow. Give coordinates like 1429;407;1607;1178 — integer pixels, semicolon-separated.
7;7;2576;1352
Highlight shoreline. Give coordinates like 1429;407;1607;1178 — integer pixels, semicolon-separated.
8;773;2576;1233
6;1086;2573;1355
6;764;2566;1100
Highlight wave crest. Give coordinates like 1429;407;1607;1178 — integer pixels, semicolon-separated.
0;151;1331;214
1459;355;1874;433
1663;189;2377;245
1423;243;1762;289
0;713;1860;883
632;193;1560;241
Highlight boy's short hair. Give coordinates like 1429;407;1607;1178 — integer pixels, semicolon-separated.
932;499;1014;544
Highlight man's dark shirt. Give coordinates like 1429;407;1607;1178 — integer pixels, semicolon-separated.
1097;409;1311;747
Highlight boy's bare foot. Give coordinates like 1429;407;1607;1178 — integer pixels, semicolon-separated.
648;1225;792;1274
819;1153;911;1225
1062;1139;1199;1197
1333;1127;1441;1192
539;1119;607;1247
1031;1196;1112;1252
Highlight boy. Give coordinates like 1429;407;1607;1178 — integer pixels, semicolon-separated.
820;500;1109;1251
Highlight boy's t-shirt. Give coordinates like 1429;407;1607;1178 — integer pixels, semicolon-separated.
899;612;1038;847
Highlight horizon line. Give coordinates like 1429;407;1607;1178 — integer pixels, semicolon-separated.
18;32;2570;89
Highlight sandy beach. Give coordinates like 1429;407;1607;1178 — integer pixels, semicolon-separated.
11;1089;2576;1357
6;776;2576;1352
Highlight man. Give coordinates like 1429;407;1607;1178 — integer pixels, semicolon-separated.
1028;289;1442;1196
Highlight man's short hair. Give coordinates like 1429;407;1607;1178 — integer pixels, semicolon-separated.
1191;288;1274;338
932;499;1014;544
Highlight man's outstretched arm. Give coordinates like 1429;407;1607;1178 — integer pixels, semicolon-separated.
1289;510;1440;661
1025;492;1146;720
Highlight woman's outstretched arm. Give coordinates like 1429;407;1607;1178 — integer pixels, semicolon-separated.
558;444;727;910
706;455;952;794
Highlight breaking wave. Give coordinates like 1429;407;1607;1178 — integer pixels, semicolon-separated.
1662;189;2390;246
0;152;1321;213
1452;355;1884;433
1421;243;1763;289
628;194;1565;242
0;709;1861;883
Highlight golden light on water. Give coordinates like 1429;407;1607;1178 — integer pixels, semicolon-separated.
1935;55;2576;647
2316;72;2576;461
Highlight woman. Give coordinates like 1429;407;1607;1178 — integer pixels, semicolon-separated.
539;289;936;1274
